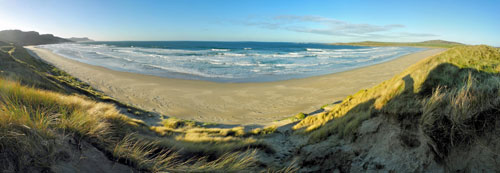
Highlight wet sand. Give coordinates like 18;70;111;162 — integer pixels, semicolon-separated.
26;46;445;125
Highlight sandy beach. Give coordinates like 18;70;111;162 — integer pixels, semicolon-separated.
26;46;445;125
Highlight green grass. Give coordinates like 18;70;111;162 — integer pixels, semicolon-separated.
333;40;464;48
292;112;307;121
0;46;274;171
0;79;131;171
281;112;308;122
0;45;152;118
0;46;67;92
295;45;500;148
161;117;198;129
2;42;499;171
0;78;271;171
251;125;278;135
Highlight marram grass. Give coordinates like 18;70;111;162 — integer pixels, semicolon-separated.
0;79;267;171
295;45;500;147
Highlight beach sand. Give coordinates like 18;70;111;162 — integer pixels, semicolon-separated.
26;46;445;125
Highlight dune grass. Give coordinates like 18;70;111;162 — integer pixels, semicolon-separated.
0;79;132;171
0;45;150;116
0;46;67;92
420;73;500;156
0;45;282;171
295;45;500;148
282;112;308;122
3;42;498;171
0;78;271;171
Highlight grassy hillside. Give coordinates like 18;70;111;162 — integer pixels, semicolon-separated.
333;40;464;48
295;45;500;155
0;79;272;172
0;46;277;172
1;42;499;171
1;45;66;92
0;45;155;117
0;30;71;45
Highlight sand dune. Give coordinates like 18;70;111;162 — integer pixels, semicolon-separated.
26;46;445;125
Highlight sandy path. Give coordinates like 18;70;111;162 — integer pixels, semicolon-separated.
26;46;445;125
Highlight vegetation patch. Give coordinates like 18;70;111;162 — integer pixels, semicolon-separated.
0;46;274;171
2;41;499;171
0;78;271;171
295;45;500;145
251;125;278;135
162;117;198;129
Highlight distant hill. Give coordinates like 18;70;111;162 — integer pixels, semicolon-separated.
67;37;94;42
333;40;465;48
0;30;72;45
419;40;463;45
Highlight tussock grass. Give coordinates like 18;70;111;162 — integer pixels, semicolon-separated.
296;45;500;144
5;42;497;171
0;46;66;92
0;79;142;171
162;117;197;129
154;116;278;143
113;134;259;172
251;125;278;135
0;79;268;171
150;123;275;156
283;112;307;122
0;45;276;171
187;150;257;172
266;160;300;173
112;134;180;171
1;45;151;117
421;74;500;156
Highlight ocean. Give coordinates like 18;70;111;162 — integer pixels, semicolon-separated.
38;41;424;82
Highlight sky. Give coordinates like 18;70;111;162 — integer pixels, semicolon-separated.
0;0;498;46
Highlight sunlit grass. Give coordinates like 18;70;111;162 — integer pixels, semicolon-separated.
3;40;498;171
295;45;500;145
0;45;280;171
0;79;269;171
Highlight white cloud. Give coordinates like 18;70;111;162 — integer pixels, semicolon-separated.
244;15;437;39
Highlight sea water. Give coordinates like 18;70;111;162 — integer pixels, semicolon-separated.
38;41;424;82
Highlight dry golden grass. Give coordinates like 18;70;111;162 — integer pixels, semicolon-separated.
1;45;279;171
3;43;497;171
420;73;500;155
295;45;500;144
0;79;269;171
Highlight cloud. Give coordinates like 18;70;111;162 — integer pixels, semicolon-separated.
397;32;438;37
244;15;436;39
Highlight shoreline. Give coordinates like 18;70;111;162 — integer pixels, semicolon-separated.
26;46;445;125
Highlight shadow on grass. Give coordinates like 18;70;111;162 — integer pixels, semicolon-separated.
308;63;500;150
416;63;500;157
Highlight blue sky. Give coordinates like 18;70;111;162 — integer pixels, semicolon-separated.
0;0;498;46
